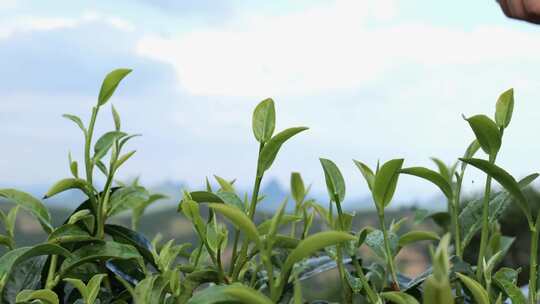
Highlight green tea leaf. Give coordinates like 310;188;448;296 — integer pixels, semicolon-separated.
62;114;86;134
16;289;59;304
430;157;451;182
422;276;454;304
257;127;308;177
456;273;489;304
44;178;91;199
353;160;375;191
112;104;121;131
47;224;95;244
115;150;136;170
252;98;276;143
400;167;453;200
59;241;142;276
495;88;514;128
381;291;420;304
187;284;273;304
290;172;306;205
282;231;354;276
214;175;235;193
320;158;346;203
190;191;224;204
208;203;259;244
463;114;501;156
461;139;481;171
493;268;525;304
93;131;126;161
398;231;439;247
0;244;71;279
0;189;52;233
258;214;301;234
98;68;132;106
460;158;533;226
373;159;404;210
366;229;398;259
107;186;150;217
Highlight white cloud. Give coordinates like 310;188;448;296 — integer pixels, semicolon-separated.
136;0;540;97
0;11;135;40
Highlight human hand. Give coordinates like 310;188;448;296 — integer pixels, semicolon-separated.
498;0;540;24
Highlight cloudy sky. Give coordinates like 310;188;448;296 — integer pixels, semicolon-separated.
2;0;540;206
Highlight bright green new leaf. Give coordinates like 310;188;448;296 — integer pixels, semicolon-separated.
495;88;514;128
398;230;439;247
463;114;501;156
461;139;481;171
257;127;308;177
460;158;533;226
422;276;454;304
187;284;273;304
353;160;375;191
493;268;526;304
258;214;301;234
282;230;354;277
372;159;404;210
320;158;346;203
252;98;276;143
430;157;451;182
381;291;420;304
44;178;91;199
214;175;235;193
190;191;224;204
290;172;306;205
62;114;86;134
93;131;127;161
115;150;136;170
112;104;121;131
267;198;288;242
400;167;453;200
208;203;259;244
64;273;106;304
0;189;53;233
98;68;132;106
456;273;489;304
16;289;59;304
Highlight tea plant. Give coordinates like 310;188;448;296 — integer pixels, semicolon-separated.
0;69;538;304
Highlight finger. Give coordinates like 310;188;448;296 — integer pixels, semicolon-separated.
498;0;513;17
523;0;540;17
506;0;528;19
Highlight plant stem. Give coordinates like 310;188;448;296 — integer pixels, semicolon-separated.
352;256;379;304
45;255;58;289
228;229;240;276
335;201;353;303
529;215;539;304
453;173;464;258
85;106;100;237
231;143;264;281
476;154;496;281
379;212;400;290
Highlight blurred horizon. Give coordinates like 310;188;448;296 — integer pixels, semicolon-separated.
2;0;540;207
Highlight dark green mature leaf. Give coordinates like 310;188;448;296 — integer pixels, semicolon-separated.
353;160;375;191
105;224;156;268
187;284;273;304
320;158;346;203
0;244;71;280
495;88;514;128
463;114;501;156
381;291;420;304
98;68;132;106
282;231;355;277
456;273;489;304
400;167;453;200
373;159;404;210
0;189;52;233
252;98;276;143
44;178;91;199
190;191;224;204
257;127;308;177
2;256;47;304
59;241;142;276
62;114;86;134
208;203;259;244
460;158;533;226
107;186;150;216
290;172;305;205
93;131;126;161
